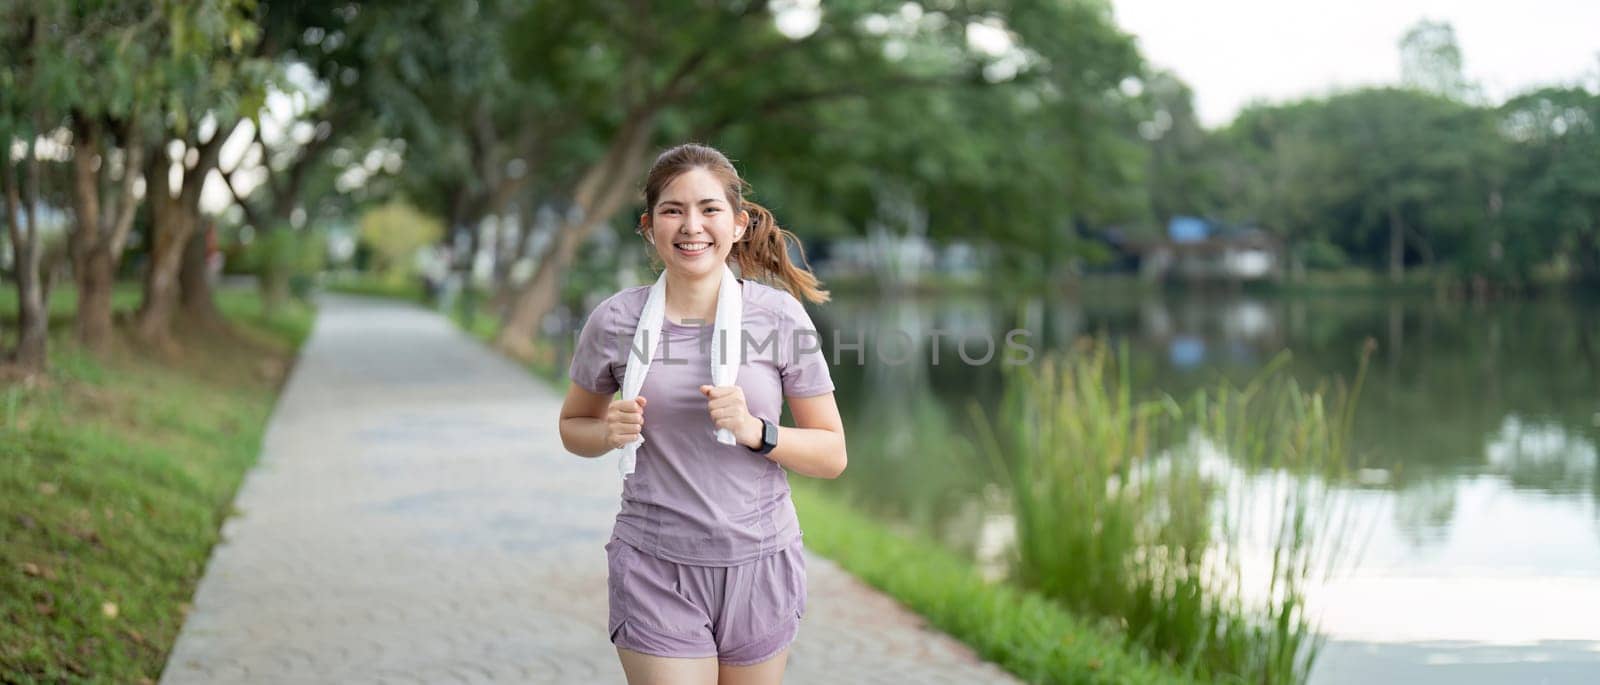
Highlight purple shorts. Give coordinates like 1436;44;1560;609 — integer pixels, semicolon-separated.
605;534;807;666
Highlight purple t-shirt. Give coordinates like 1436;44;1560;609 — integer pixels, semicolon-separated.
568;278;835;566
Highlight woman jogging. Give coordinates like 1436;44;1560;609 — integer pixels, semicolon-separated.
559;142;848;685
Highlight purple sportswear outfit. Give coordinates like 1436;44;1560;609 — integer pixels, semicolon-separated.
568;278;834;664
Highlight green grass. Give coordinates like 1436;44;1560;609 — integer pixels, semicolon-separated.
973;341;1367;683
0;283;144;349
321;271;429;304
791;485;1193;684
0;285;314;683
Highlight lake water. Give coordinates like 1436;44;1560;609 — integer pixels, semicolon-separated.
807;289;1600;683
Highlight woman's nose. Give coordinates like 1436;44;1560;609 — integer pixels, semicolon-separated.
687;210;710;231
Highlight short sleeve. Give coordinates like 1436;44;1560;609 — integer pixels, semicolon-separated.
568;296;621;395
779;294;835;398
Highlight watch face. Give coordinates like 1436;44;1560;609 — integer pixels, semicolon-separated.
763;419;779;450
764;419;784;448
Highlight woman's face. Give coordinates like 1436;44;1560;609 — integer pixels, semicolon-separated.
643;167;748;280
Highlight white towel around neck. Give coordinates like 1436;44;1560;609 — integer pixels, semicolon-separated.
616;263;744;477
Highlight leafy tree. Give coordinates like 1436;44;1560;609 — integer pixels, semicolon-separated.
1499;86;1600;284
54;0;167;351
1400;19;1476;102
491;0;1148;355
1213;99;1361;278
357;199;443;284
1214;88;1502;283
133;0;269;347
1326;89;1501;282
225;1;433;312
0;2;74;371
1140;69;1220;230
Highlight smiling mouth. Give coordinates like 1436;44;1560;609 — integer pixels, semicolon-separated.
674;241;712;255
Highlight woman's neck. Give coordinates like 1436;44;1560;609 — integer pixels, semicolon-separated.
664;268;725;325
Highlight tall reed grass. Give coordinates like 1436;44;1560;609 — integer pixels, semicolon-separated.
971;339;1371;683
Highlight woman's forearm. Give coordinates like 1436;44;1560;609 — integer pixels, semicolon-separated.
560;416;612;458
568;412;846;476
759;424;847;480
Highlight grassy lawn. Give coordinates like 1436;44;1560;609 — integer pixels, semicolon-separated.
790;485;1192;684
321;271;428;304
0;285;314;683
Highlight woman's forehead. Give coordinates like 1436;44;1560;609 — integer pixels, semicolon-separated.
659;168;728;203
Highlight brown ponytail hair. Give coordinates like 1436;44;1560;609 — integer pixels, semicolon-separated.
639;143;830;304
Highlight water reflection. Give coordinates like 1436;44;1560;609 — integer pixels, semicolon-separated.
1486;416;1598;496
1391;477;1457;548
811;290;1600;677
821;293;1600;500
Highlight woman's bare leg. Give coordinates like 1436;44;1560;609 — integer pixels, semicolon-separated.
617;648;719;685
716;647;790;685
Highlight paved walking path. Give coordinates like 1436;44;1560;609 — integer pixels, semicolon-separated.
160;294;1018;684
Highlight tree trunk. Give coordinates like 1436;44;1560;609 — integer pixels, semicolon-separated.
489;203;545;314
71;117;112;351
495;220;586;358
69;116;143;352
180;221;226;328
75;249;116;350
11;265;48;372
457;217;483;327
3;137;48;372
1386;300;1404;376
1388;204;1406;284
136;204;189;347
136;121;234;347
490;214;517;306
1578;226;1600;286
494;116;656;357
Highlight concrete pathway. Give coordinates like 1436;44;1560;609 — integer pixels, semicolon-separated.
160;294;1019;684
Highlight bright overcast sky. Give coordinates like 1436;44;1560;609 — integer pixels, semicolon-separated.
1109;0;1600;128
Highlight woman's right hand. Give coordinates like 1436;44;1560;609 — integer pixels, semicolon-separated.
605;396;647;449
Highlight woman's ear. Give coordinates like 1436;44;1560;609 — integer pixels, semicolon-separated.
734;210;750;242
639;213;653;243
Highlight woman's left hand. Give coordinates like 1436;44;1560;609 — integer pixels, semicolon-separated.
700;384;762;449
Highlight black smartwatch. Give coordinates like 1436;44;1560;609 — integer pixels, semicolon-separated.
749;417;779;455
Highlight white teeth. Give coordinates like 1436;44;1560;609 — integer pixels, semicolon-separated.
675;242;710;250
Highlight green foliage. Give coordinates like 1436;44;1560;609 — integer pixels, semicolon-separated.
356;200;443;283
1140;70;1222;227
238;228;328;300
971;342;1365;683
1148;18;1597;291
148;0;267;135
0;0;268;137
323;273;428;304
1295;240;1349;271
793;485;1195;685
1498;86;1600;284
1212;87;1506;281
704;0;1150;267
1400;20;1475;101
